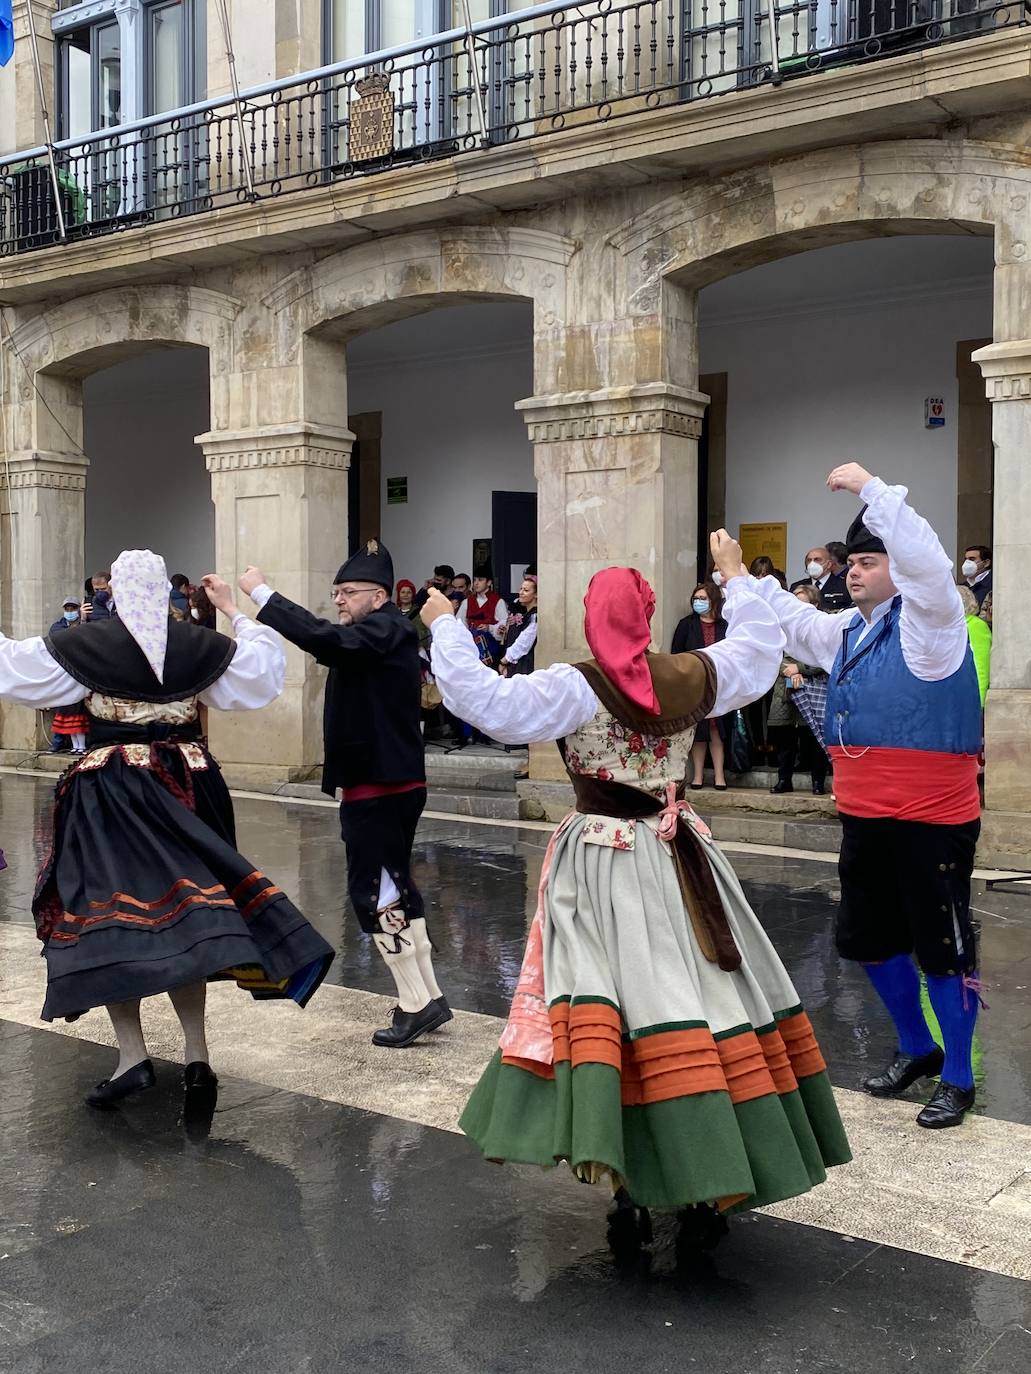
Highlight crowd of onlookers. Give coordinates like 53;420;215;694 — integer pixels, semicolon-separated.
672;540;995;796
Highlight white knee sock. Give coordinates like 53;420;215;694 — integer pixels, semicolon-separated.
71;733;86;751
106;1000;148;1077
372;929;432;1013
167;982;210;1065
407;918;443;1001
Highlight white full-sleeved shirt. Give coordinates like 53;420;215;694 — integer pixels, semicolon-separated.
427;574;785;746
749;477;969;683
0;615;286;712
503;616;538;665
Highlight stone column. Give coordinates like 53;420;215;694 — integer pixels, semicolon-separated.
971;340;1031;813
8;2;58;153
0;451;88;752
197;421;353;786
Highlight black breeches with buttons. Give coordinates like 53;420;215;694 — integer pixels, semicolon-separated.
835;814;980;975
338;788;427;934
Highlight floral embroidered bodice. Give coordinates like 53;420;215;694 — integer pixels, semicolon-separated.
85;694;199;725
562;706;696;800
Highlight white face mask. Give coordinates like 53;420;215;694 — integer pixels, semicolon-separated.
807;560;825;579
961;559;978;578
190;608;201;621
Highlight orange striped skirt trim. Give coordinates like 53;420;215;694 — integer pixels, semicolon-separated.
499;1003;827;1107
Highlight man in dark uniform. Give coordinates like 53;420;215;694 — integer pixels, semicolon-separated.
789;545;852;611
238;540;451;1048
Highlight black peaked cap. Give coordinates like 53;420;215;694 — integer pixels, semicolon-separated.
334;539;395;592
845;506;886;557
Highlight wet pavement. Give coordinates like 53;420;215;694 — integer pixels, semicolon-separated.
2;774;1031;1371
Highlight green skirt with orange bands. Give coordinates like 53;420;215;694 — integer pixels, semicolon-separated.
459;812;851;1212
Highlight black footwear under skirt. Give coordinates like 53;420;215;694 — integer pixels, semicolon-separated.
32;743;334;1021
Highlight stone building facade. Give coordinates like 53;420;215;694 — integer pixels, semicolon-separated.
1;4;1029;818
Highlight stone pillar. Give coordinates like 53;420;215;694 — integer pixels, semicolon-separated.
197;421;353;785
0;451;88;751
971;340;1031;814
8;2;58;153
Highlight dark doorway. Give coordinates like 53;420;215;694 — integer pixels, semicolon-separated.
491;490;537;603
347;412;382;552
696;373;727;583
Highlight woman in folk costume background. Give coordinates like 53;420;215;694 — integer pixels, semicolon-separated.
421;531;850;1263
0;551;334;1109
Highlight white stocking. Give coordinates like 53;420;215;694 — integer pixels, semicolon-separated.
408;918;443;1001
372;927;432;1013
167;982;210;1065
105;999;148;1077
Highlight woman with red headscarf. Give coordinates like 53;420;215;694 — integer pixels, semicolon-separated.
421;531;850;1264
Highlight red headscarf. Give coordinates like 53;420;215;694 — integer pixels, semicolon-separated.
583;567;659;715
395;579;417;604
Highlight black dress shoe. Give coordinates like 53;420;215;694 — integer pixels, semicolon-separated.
433;996;454;1025
863;1046;944;1097
917;1081;975;1129
372;1000;450;1048
184;1062;219;1090
675;1203;729;1263
770;780;793;794
85;1058;156;1109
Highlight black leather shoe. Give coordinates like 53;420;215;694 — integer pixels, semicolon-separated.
372;1001;450;1048
184;1062;218;1090
863;1046;944;1097
770;780;793;794
433;996;454;1025
812;782;826;795
675;1203;729;1262
85;1058;156;1109
917;1081;975;1129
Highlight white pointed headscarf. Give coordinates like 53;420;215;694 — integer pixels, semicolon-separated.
109;550;171;683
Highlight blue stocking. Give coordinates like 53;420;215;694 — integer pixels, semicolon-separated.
863;955;938;1058
925;973;977;1091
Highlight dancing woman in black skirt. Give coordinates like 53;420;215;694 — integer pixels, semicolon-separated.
0;550;334;1108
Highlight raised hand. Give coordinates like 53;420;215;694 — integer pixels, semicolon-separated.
709;528;747;582
420;586;454;628
826;462;874;495
237;566;267;598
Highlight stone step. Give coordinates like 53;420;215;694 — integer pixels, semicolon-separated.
424;786;522;821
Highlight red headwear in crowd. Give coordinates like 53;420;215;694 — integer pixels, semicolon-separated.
395;579;417;603
583;567;659;716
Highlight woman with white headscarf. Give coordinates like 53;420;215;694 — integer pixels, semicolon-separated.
0;550;334;1110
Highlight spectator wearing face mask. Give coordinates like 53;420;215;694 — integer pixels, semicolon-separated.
672;580;729;790
960;545;992;610
47;597;89;754
82;570;117;622
790;546;851;611
189;586;217;630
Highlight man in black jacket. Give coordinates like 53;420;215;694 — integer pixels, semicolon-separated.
789;545;851;612
238;540;451;1049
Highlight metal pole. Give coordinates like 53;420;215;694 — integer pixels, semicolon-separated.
764;0;783;85
459;0;491;147
213;0;257;199
23;0;67;240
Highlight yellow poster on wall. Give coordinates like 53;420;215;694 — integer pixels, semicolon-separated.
739;522;787;573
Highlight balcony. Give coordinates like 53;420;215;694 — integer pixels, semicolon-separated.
1;0;1029;259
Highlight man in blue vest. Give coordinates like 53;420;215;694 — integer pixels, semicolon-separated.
750;463;982;1129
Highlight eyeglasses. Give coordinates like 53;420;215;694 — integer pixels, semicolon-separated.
332;586;377;601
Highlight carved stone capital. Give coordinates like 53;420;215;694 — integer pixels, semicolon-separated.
0;451;88;491
971;341;1031;402
516;384;708;444
197;423;355;474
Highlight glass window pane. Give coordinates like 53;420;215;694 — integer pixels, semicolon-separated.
63;30;91;138
331;0;366;59
149;3;184;115
97;23;121;129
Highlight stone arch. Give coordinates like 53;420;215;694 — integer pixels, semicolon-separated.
608;139;1029;338
3;284;240;453
265;225;578;393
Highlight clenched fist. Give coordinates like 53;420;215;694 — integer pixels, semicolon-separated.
826;463;875;496
420;587;455;628
237;566;267;598
709;528;747;583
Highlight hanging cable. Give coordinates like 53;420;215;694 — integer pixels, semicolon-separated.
212;0;257;200
23;0;68;240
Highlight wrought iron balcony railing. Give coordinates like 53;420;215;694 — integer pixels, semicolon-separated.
1;0;1028;256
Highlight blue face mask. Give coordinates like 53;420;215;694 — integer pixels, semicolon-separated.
692;599;710;615
63;610;78;622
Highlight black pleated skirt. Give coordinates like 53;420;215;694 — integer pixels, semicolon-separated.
32;743;334;1021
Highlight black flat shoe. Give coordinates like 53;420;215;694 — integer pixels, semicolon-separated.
607;1186;653;1268
433;996;454;1025
770;780;793;794
85;1058;156;1109
675;1203;728;1263
863;1046;944;1097
372;1000;450;1048
184;1062;218;1090
812;782;826;795
917;1081;975;1129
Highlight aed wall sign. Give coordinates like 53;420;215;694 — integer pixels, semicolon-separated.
925;397;945;428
